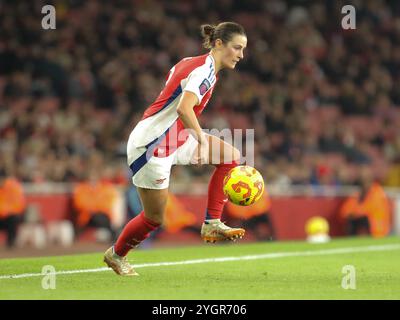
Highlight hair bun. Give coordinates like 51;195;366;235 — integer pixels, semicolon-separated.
202;24;215;37
200;24;216;49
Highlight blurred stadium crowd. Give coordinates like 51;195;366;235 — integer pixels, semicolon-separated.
1;0;400;188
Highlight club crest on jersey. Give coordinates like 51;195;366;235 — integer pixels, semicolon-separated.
199;78;211;95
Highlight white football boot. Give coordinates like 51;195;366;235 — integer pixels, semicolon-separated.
201;219;245;243
103;246;139;276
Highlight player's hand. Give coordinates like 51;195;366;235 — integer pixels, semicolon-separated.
193;135;209;165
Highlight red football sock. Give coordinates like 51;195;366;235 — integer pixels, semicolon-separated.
205;161;239;220
114;211;160;257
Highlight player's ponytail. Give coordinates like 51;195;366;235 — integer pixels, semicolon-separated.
201;22;246;49
201;24;216;49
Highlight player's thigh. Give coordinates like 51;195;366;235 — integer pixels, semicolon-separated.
174;133;241;165
204;133;241;165
137;187;169;225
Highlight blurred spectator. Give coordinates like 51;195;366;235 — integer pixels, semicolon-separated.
385;157;400;187
339;167;391;237
0;0;399;187
72;170;119;242
310;164;338;187
0;173;26;247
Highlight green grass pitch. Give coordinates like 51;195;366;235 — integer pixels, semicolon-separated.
0;236;399;299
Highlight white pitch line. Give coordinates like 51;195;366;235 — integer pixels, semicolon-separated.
0;243;399;280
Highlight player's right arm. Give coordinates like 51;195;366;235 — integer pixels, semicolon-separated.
176;91;209;163
176;91;205;142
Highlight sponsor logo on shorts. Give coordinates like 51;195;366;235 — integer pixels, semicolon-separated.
155;178;167;184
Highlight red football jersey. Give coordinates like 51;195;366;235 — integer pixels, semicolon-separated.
131;53;218;156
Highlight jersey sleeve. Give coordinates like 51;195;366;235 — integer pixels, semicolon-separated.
183;65;213;105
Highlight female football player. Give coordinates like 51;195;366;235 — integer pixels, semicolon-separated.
104;22;247;275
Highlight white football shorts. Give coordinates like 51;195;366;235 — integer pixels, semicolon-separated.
127;131;199;189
